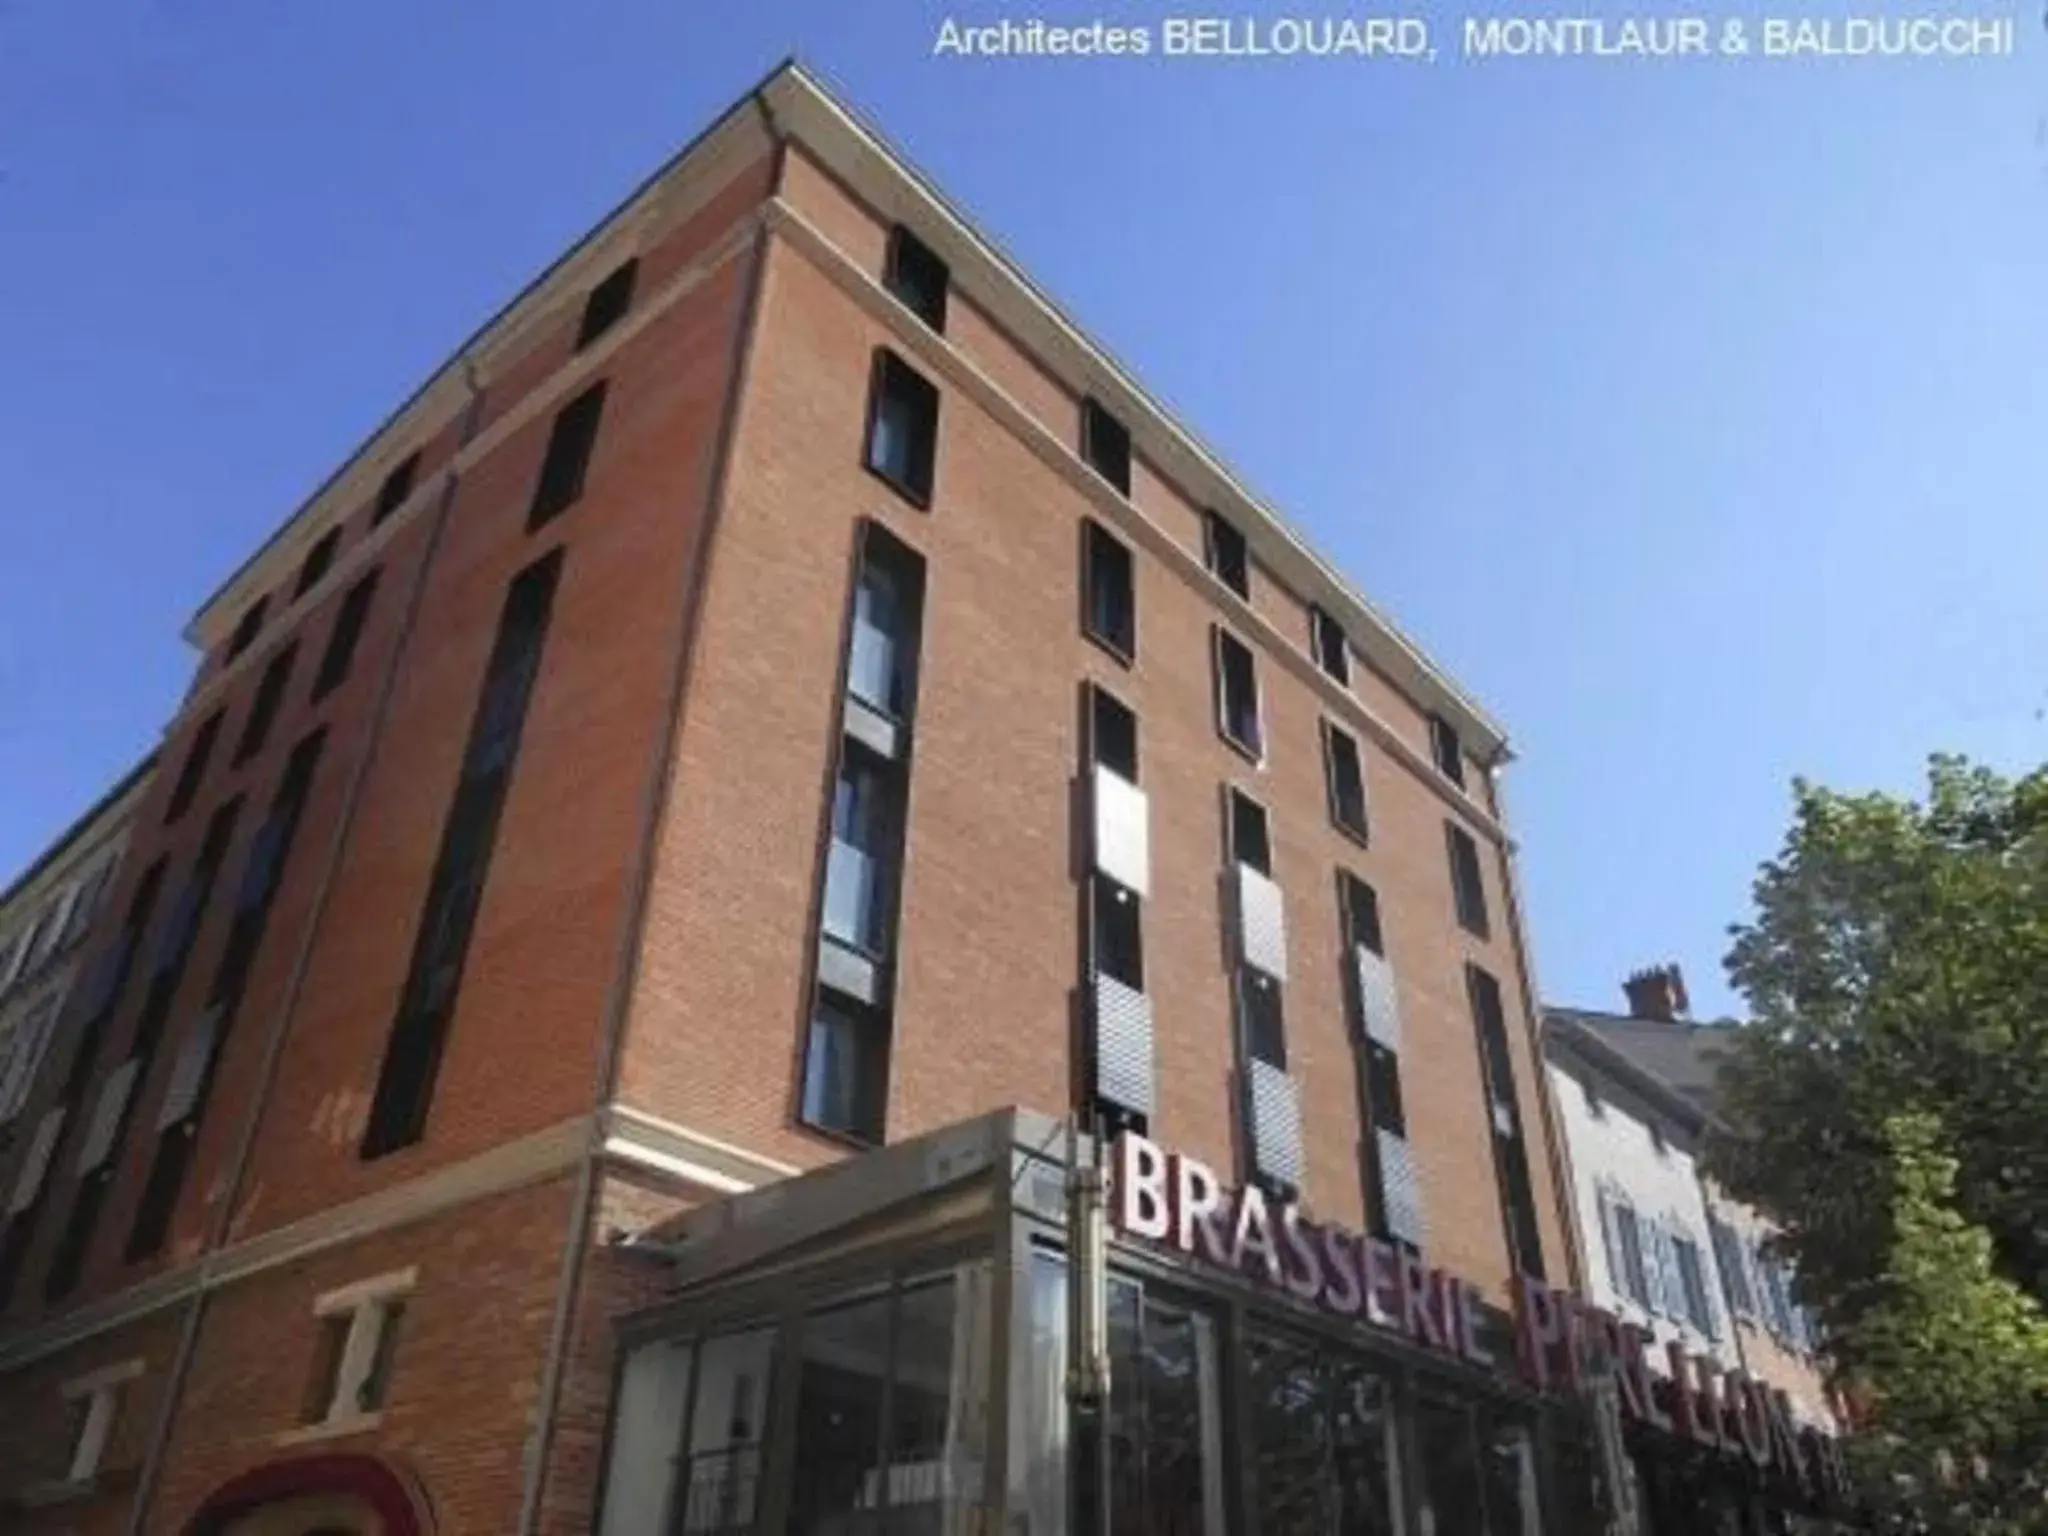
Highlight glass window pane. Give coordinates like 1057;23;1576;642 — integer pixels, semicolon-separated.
600;1339;695;1536
1483;1416;1542;1536
1109;1284;1224;1536
679;1326;777;1535
1414;1398;1484;1536
787;1294;893;1534
1019;1253;1071;1536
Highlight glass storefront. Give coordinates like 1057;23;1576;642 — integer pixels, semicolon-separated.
592;1113;1850;1536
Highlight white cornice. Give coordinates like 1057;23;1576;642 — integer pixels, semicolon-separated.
0;1105;791;1374
761;63;1510;763
180;62;1510;763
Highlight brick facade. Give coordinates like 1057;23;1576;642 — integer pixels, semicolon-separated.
0;64;1577;1535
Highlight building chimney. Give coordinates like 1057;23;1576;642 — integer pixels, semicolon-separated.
1622;963;1689;1023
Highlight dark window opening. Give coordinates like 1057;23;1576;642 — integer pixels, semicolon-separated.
233;642;298;766
884;225;949;332
1215;629;1262;758
1082;520;1136;662
126;1130;193;1263
1363;1041;1405;1137
1229;789;1272;877
1469;963;1544;1278
164;712;223;826
1324;723;1370;842
1340;871;1383;957
373;452;420;526
44;1174;111;1302
363;550;563;1159
1446;823;1490;939
576;258;638;350
225;596;269;663
1430;714;1466;788
1240;970;1287;1069
1090;686;1139;784
293;527;342;600
528;380;608;531
1247;1328;1399;1536
1311;605;1350;685
313;569;380;701
1205;510;1249;598
61;860;166;1101
303;1313;353;1423
800;993;890;1144
1091;873;1144;991
1081;398;1132;496
864;350;939;507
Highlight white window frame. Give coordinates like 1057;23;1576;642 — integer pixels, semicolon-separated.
303;1267;415;1430
58;1358;143;1484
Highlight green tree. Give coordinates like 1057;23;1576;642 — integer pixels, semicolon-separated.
1834;1113;2048;1531
1706;755;2048;1524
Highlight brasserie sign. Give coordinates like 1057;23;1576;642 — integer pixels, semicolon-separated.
1111;1132;1846;1500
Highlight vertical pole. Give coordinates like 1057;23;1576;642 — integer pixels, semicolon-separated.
1067;1113;1112;1536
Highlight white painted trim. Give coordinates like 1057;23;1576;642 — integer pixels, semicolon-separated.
272;1410;384;1448
312;1266;417;1318
59;1356;145;1399
0;1106;801;1374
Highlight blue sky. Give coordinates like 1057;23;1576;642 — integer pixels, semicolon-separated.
2;1;2043;1018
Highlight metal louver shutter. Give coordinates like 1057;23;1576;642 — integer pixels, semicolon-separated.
1246;1058;1304;1191
1092;767;1150;897
1354;945;1401;1052
1236;864;1288;982
8;1105;65;1214
157;1006;224;1131
76;1058;140;1176
1091;971;1155;1122
1377;1129;1426;1248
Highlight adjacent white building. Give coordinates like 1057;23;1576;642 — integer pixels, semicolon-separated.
1544;965;1835;1429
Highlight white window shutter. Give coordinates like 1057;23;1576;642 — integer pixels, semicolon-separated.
76;1059;139;1176
9;1105;66;1213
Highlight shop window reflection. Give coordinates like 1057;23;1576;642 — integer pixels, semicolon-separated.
677;1327;777;1535
1246;1328;1400;1536
1414;1397;1485;1536
785;1268;989;1535
1021;1253;1225;1536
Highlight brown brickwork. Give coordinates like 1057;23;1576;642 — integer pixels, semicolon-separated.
0;64;1575;1536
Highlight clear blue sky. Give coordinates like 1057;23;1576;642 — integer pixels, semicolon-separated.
3;2;2044;1019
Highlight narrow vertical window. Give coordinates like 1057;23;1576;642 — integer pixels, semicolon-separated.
1323;722;1370;842
1430;713;1466;788
1213;629;1263;759
803;527;926;1147
225;596;269;663
128;730;326;1261
1343;872;1419;1248
528;381;608;531
1230;789;1272;876
293;527;342;599
1446;822;1490;939
1091;687;1139;784
884;225;949;332
1204;510;1249;598
1468;963;1543;1278
372;451;420;526
1080;398;1132;496
313;569;381;702
233;642;298;766
1081;521;1136;662
1310;605;1350;685
1085;685;1152;1134
363;550;564;1159
164;711;223;825
863;350;939;506
576;257;638;350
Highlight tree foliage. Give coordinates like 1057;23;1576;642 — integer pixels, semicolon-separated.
1706;755;2048;1525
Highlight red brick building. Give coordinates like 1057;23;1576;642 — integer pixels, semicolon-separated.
0;61;1777;1536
